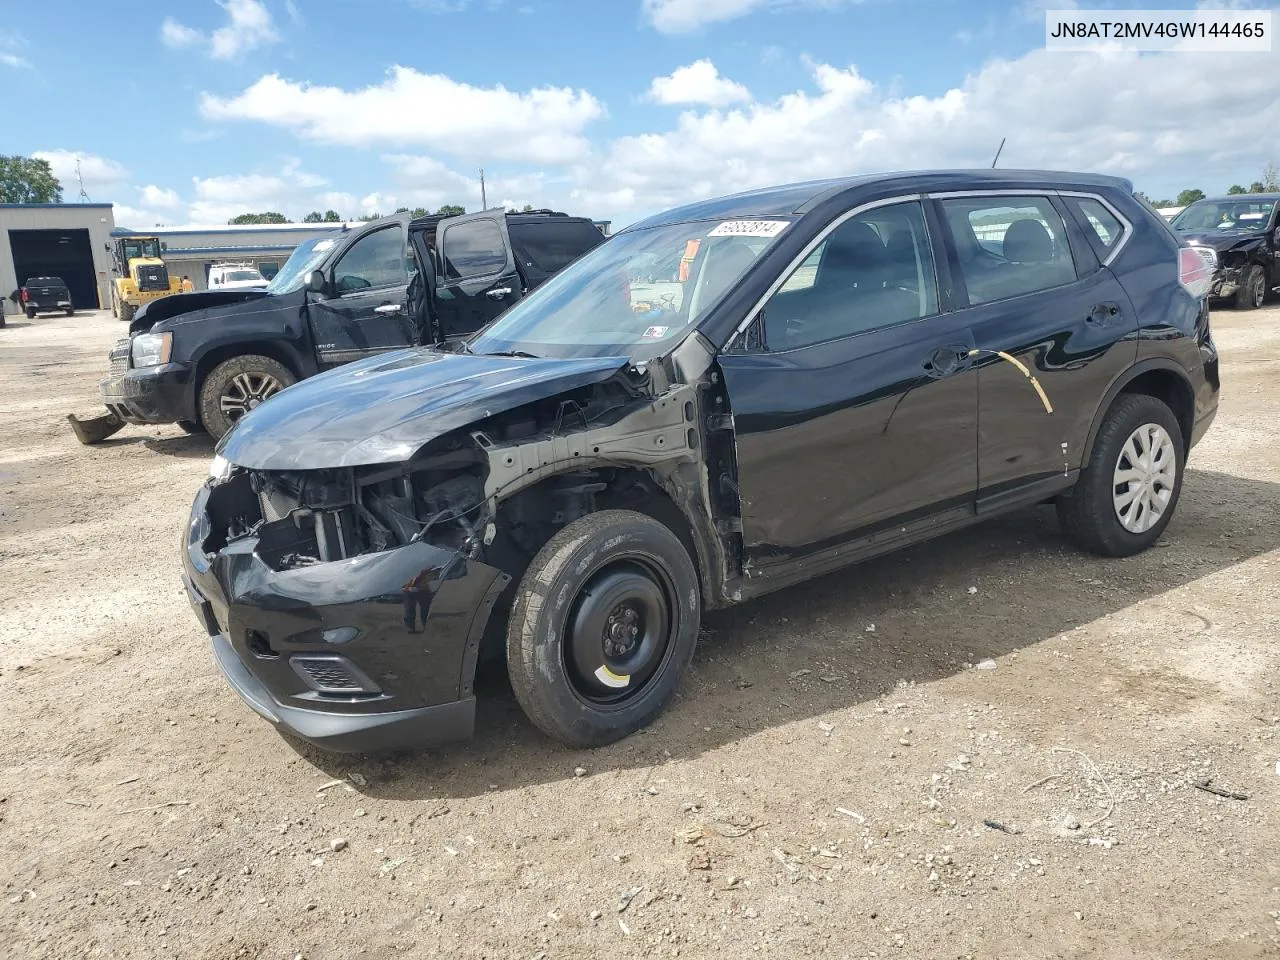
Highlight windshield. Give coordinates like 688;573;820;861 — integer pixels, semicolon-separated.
123;238;162;260
266;237;339;295
1172;199;1276;232
226;270;262;282
467;218;791;360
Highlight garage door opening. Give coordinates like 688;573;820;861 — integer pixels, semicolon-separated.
9;228;97;309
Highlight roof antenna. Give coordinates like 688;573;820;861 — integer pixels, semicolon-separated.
74;156;91;202
991;137;1006;169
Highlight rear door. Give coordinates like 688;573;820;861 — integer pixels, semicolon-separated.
432;211;523;339
931;191;1139;506
307;220;417;368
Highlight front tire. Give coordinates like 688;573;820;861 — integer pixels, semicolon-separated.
506;509;701;747
1235;264;1266;310
198;354;296;440
176;419;202;435
1057;393;1184;557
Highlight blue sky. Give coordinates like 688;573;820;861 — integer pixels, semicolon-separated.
4;0;1279;228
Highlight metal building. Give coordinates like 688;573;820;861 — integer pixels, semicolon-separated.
1;203;117;316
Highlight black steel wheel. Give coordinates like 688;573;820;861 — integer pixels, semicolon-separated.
506;509;700;746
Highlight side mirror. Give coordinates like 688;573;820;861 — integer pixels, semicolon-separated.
307;270;327;295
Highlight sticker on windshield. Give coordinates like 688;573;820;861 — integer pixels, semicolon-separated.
708;220;789;238
641;325;670;339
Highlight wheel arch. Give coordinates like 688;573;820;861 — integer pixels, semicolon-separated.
1081;359;1196;464
193;339;307;403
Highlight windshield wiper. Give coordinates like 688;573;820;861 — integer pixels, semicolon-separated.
481;350;542;359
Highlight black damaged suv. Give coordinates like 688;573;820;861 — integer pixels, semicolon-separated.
1171;194;1280;309
184;170;1219;752
99;209;604;439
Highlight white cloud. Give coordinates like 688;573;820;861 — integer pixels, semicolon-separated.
1;31;30;68
642;0;860;33
188;159;328;223
284;0;304;24
359;192;397;214
199;66;605;164
647;60;751;106
139;184;181;208
319;191;357;215
161;0;280;61
32;150;129;196
382;154;547;211
160;18;202;48
112;204;171;229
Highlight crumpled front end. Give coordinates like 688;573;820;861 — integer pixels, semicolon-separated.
182;454;509;752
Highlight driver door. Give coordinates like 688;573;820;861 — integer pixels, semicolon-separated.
432;211;524;340
308;220;417;369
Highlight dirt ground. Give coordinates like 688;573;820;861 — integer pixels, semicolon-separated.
2;306;1279;960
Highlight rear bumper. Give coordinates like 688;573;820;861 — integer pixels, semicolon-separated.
183;481;509;753
99;362;196;425
25;299;72;311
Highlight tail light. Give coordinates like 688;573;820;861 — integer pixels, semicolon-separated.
1178;246;1214;299
20;288;29;302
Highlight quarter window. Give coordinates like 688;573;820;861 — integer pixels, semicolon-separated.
761;201;939;351
441;219;508;281
1065;197;1126;260
939;196;1077;305
333;227;409;293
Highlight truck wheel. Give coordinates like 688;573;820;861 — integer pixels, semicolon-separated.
25;306;36;319
1057;393;1184;557
506;509;700;747
119;302;135;324
1235;264;1266;310
65;308;75;317
198;355;296;440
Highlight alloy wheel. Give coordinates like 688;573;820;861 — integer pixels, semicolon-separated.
219;372;284;421
1112;422;1177;534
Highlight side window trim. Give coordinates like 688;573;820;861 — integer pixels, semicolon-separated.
727;193;926;345
928;190;1087;309
332;224;409;295
1056;190;1134;267
1048;193;1100;279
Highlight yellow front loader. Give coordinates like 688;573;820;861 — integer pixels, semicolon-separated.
109;235;181;323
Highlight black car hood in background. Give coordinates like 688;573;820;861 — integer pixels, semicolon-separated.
129;289;274;335
217;349;632;470
1177;229;1268;254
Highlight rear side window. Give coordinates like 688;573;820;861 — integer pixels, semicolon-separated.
939;196;1077;305
441;219;507;281
1064;197;1126;261
509;220;603;275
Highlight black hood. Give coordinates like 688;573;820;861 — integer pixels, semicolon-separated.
132;289;283;335
1176;228;1268;254
216;349;632;470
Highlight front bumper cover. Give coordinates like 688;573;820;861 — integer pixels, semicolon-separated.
100;361;196;425
182;482;509;753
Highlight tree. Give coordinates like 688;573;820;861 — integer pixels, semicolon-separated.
1249;182;1266;193
0;155;62;203
323;210;342;222
1175;189;1205;207
1227;184;1247;195
302;211;324;223
435;204;465;216
228;212;290;224
1263;162;1280;192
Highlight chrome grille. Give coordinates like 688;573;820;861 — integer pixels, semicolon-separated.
108;340;130;377
109;356;128;377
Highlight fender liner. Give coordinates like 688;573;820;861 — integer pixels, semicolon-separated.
1080;358;1196;464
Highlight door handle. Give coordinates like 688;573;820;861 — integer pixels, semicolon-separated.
374;303;403;314
1088;302;1120;325
486;287;513;300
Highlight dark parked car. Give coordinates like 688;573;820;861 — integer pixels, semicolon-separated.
20;276;74;318
95;209;604;439
1170;194;1280;309
183;170;1219;753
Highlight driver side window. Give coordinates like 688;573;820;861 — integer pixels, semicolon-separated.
333;227;409;294
761;201;939;351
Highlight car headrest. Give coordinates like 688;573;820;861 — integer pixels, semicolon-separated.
1003;219;1054;263
817;221;885;288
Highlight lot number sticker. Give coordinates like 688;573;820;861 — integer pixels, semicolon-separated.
708;220;790;238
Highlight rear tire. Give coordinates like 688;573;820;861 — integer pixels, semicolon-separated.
65;308;74;317
506;509;700;747
198;354;296;440
1235;264;1266;310
25;306;36;319
1057;393;1184;557
119;302;135;324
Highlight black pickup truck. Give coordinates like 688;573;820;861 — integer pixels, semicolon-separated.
84;209;604;440
1170;194;1280;309
20;276;74;318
